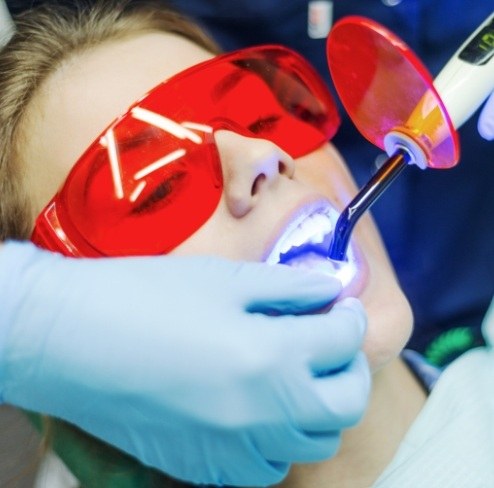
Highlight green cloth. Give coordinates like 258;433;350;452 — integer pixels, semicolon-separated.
26;411;178;488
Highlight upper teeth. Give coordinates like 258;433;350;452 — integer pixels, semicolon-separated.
266;208;336;264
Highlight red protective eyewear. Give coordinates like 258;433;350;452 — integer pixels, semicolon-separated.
31;45;340;257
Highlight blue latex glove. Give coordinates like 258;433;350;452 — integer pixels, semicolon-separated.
0;240;370;487
478;91;494;140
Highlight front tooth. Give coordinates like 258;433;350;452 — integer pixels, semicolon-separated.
314;214;333;230
309;229;326;244
308;214;332;243
289;225;311;248
301;215;320;235
267;209;337;264
276;229;302;255
313;212;333;231
279;213;331;253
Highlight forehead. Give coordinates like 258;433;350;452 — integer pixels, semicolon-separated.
23;32;213;214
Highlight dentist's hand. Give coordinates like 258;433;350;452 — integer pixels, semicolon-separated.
0;240;370;487
478;91;494;140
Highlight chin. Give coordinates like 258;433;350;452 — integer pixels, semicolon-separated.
362;281;413;372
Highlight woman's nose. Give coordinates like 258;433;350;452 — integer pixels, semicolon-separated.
214;130;295;218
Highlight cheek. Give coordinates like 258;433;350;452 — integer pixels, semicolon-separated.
169;198;264;261
363;273;414;372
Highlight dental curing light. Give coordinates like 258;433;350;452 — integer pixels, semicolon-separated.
326;12;494;262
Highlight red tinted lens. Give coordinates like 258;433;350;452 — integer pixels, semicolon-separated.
327;17;459;168
66;125;221;256
32;46;339;257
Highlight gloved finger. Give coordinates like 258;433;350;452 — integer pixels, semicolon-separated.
300;352;371;432
234;262;342;314
275;297;367;372
478;91;494;140
253;423;341;463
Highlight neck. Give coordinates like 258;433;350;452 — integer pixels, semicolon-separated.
279;357;426;488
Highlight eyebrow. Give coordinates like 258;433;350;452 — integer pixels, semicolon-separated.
211;68;250;102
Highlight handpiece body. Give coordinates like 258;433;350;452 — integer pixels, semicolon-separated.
328;12;494;262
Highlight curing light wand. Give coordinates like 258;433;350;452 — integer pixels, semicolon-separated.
328;149;410;261
327;10;494;262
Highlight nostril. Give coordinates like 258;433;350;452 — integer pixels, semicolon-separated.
278;155;295;177
251;173;267;196
279;161;290;175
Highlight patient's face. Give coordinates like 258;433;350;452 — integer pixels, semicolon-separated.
21;32;412;371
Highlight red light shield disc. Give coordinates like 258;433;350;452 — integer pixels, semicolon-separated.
327;16;459;168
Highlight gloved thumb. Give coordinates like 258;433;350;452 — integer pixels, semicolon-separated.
478;90;494;141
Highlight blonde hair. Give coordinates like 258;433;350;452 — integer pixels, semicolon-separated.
0;0;219;240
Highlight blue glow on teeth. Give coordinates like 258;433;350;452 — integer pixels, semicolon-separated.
265;209;358;286
267;211;333;265
278;233;332;263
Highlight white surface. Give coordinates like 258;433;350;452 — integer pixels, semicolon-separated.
374;299;494;487
34;452;79;488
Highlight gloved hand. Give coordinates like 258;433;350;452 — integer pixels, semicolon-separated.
0;240;370;487
478;91;494;140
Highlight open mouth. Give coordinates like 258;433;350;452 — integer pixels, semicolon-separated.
265;205;358;286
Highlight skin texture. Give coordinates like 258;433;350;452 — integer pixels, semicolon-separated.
20;32;424;485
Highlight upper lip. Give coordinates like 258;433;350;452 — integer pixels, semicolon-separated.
263;199;339;264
